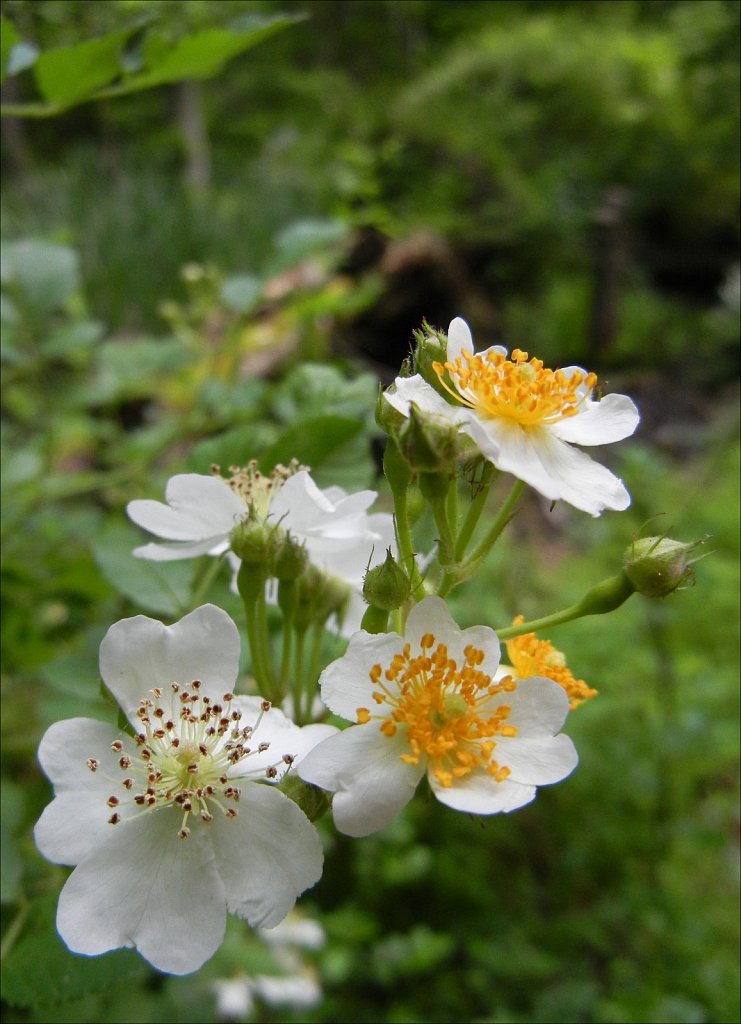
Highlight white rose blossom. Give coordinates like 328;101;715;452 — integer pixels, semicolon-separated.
34;604;336;975
298;596;578;836
127;466;395;634
385;317;639;516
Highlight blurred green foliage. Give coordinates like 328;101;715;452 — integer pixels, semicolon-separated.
1;1;739;1022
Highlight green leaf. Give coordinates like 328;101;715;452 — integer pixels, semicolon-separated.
99;15;304;97
1;239;79;316
91;520;199;616
82;336;192;405
221;273;262;313
0;14;19;83
0;893;148;1008
34;28;134;106
0;779;25;904
259;415;364;473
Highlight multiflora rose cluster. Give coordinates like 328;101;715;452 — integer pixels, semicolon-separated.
298;597;579;836
34;605;336;975
386;318;639;516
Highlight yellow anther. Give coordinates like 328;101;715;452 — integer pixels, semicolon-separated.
506;616;597;709
435;347;597;428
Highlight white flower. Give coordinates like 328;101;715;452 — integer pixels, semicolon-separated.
127;466;395;634
297;596;578;836
385;317;639;516
34;604;336;975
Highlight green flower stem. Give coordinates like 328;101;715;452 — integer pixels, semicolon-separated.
384;441;423;599
237;564;277;701
454;463;496;561
292;626;308;723
189;552;227;609
256;588;281;701
303;622;326;723
495;572;637;640
464;477;525;571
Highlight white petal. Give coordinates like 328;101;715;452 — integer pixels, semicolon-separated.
297;725;424;837
446;317;474;360
228;697;337;780
505;677;571;735
127;474;245;541
99;604;240;723
35;719;135;865
429;769;536;814
56;809;226;974
465;417;630;516
494;733;578;785
210;784;323;928
133;537;228;561
384;375;466;421
317;629;404;721
550;392;640;446
404;597;501;679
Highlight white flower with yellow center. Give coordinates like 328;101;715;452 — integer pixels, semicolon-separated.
127;465;395;633
297;596;578;836
33;604;336;976
385;318;639;516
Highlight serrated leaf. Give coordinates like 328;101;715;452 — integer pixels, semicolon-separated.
0;893;148;1008
34;28;134;106
92;520;198;616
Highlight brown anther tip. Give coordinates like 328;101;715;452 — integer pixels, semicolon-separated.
223;693;234;702
265;766;278;779
108;813;121;825
261;700;271;712
191;680;201;689
111;741;123;752
107;796;119;807
178;828;191;840
258;742;270;753
86;758;99;772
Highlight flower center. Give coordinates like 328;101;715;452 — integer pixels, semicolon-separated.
211;459;306;519
506;616;598;709
90;687;288;839
356;634;519;788
433;348;597;427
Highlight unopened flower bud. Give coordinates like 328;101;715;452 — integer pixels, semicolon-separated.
274;532;309;581
398;403;460;472
363;549;411;612
412;322;448;392
230;517;277;567
623;535;706;597
295;567;351;631
377;383;407;436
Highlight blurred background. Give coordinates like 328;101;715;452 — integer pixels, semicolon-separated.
1;2;739;1022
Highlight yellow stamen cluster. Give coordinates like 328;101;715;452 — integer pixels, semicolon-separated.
356;634;519;788
211;459;306;518
433;347;597;427
506;616;597;709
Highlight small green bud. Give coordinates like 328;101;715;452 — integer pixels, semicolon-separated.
623;535;707;597
279;774;331;822
398;403;460;472
273;532;309;581
376;383;407;436
230;516;277;566
363;548;411;611
295;567;351;631
412;321;448;391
